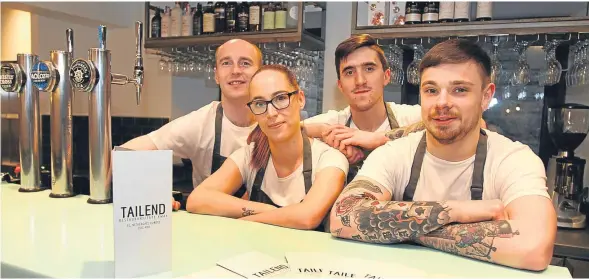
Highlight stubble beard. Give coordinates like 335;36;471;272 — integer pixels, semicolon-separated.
425;113;480;145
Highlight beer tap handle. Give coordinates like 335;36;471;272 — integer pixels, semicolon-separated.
66;28;74;56
133;21;144;106
98;25;107;50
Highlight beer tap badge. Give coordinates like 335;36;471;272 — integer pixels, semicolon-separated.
69;59;96;92
31;61;57;91
1;63;23;93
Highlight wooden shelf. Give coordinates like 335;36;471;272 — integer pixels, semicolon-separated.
351;16;589;39
145;29;302;49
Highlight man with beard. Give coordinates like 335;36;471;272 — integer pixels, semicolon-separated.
329;39;556;272
121;39;261;210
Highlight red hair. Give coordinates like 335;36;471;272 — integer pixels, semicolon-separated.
247;64;300;170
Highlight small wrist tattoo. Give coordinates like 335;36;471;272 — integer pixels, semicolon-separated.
242;207;255;217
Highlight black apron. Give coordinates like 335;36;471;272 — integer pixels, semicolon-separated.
402;129;488;201
212;104;247;198
345;102;400;183
249;130;330;232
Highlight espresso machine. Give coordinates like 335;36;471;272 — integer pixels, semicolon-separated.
547;103;589;229
69;22;144;204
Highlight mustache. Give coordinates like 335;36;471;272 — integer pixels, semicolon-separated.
353;87;371;93
429;108;459;118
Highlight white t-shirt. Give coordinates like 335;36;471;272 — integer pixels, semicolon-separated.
303;102;422;131
229;139;349;207
148;101;256;187
357;130;550;206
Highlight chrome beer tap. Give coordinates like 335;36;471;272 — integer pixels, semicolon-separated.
69;22;144;204
1;54;43;193
31;29;76;198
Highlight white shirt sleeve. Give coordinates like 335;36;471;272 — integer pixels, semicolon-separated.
315;145;350;177
388;102;422;127
227;144;253;189
355;137;415;197
493;146;551;207
303;108;351;126
147;108;208;159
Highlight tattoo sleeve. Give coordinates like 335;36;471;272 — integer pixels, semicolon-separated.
415;221;520;263
385;122;426;141
241;207;255;217
333;179;453;243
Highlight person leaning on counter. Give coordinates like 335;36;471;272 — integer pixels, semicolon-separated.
302;34;424;183
120;39;262;210
329;39;557;271
186;64;349;232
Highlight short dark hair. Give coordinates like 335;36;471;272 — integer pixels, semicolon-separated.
419;39;492;84
335;34;388;79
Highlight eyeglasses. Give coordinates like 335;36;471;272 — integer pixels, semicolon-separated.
247;90;299;115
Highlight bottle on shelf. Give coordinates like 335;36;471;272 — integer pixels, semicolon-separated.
249;2;261;32
170;2;183;36
203;2;216;34
151;8;161;38
422;2;439;24
161;6;171;37
274;2;287;29
286;2;298;29
439;1;454;23
237;2;250;32
181;3;193;36
215;2;227;33
405;2;422;24
193;4;203;35
476;2;493;21
453;2;470;22
263;2;275;30
226;2;237;33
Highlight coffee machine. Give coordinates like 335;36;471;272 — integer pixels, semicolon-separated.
547;103;589;229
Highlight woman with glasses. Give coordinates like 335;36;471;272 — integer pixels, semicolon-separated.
186;64;349;232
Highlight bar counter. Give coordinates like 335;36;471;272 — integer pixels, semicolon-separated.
1;183;572;278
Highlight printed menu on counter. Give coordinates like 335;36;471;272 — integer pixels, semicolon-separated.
112;147;173;278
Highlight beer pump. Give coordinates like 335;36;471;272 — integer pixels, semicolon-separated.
69;22;144;204
1;54;43;193
30;29;76;198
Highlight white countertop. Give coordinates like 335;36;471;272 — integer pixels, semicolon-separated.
1;183;572;278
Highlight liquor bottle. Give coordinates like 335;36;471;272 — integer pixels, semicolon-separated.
215;2;227;33
226;2;237;33
237;2;249;32
405;2;422;24
151;8;161;38
193;4;203;35
476;2;493;21
422;2;439;23
249;2;261;32
203;2;216;34
181;4;193;36
170;2;182;36
263;2;275;30
454;2;470;22
161;6;171;37
439;2;454;23
274;2;287;29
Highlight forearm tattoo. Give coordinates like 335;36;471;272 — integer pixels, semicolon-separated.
334;180;452;243
241;207;255;217
416;221;520;262
385;122;426;141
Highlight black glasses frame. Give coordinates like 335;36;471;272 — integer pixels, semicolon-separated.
247;90;299;115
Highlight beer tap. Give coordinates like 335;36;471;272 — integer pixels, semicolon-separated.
69;21;144;204
31;29;76;198
1;53;43;193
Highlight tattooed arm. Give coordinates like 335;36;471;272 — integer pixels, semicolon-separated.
330;177;503;243
415;195;556;271
186;158;276;218
334;122;427;152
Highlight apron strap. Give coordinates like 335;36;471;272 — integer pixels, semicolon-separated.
403;132;427;201
471;129;487;200
384;102;400;129
211;104;224;173
402;129;488;201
